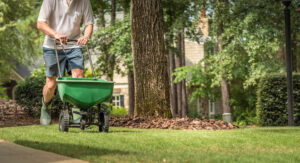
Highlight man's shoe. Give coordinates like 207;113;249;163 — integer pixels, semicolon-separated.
40;98;51;125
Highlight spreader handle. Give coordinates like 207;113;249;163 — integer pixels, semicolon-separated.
54;40;63;78
55;39;78;45
85;44;96;78
53;39;95;78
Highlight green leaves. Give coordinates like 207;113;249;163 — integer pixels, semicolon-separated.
257;73;300;126
172;0;298;122
0;82;7;98
174;0;292;92
91;14;132;78
173;61;217;102
0;0;42;78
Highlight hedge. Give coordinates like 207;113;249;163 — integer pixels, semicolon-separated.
256;73;300;126
15;77;63;118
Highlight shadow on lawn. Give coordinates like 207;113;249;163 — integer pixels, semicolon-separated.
14;140;133;157
67;129;142;134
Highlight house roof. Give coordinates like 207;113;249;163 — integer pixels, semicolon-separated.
12;56;44;81
15;63;31;78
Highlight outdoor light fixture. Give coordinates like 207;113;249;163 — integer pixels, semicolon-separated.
282;0;294;126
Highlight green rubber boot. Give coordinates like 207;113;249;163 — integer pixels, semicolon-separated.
40;98;51;125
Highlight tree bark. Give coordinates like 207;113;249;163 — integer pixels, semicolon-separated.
180;31;188;117
111;0;116;25
175;32;182;117
221;77;231;113
128;70;135;117
167;36;178;118
131;0;171;117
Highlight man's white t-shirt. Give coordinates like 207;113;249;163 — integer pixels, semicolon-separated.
38;0;94;49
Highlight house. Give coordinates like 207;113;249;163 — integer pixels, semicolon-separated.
1;63;33;99
1;56;44;100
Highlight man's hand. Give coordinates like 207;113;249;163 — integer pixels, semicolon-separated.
54;33;67;45
77;36;89;45
77;24;93;45
37;22;67;45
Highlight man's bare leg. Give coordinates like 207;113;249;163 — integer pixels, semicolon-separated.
43;76;58;103
71;68;84;78
70;68;84;124
41;76;57;125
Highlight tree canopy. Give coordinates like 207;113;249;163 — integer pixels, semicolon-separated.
174;0;300;122
0;0;42;78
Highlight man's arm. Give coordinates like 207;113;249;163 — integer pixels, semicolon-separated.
77;24;93;45
37;21;67;45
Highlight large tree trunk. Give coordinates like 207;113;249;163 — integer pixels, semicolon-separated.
128;70;135;117
131;0;171;117
180;31;188;117
167;36;178;118
175;33;183;117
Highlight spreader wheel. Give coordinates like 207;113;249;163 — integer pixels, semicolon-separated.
59;110;69;132
98;112;109;133
80;119;86;130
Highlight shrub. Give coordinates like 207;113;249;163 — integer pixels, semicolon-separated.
15;76;63;118
0;82;7;98
256;73;300;126
111;106;128;117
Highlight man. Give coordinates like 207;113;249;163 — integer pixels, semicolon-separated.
37;0;94;125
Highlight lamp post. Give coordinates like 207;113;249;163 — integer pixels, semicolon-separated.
282;0;294;126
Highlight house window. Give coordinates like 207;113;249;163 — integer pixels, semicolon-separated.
112;94;124;107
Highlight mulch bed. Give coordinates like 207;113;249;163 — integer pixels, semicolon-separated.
0;98;39;127
1;98;238;130
110;117;238;130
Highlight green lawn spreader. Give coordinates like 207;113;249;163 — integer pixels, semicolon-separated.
54;40;114;133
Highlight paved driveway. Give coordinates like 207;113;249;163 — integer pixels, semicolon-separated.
0;140;88;163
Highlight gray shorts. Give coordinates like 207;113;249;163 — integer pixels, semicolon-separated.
43;47;84;77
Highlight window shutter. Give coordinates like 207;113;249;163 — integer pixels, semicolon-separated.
120;95;124;107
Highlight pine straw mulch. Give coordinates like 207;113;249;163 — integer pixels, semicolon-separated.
110;117;238;130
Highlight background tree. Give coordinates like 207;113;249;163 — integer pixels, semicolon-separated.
0;0;41;78
163;0;202;118
90;0;135;116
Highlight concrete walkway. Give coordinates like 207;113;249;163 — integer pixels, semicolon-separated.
0;140;88;163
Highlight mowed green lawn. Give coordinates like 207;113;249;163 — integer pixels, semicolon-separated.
0;125;300;163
